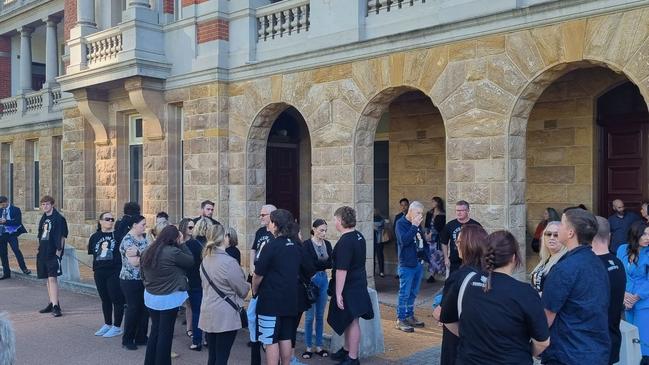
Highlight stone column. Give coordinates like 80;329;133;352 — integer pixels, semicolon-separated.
18;26;33;93
77;0;96;27
45;17;59;86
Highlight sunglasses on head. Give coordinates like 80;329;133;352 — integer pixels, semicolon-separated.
103;218;115;222
544;232;559;238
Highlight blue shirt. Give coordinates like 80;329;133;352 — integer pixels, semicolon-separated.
395;216;424;268
541;245;610;365
609;212;641;253
616;244;649;309
144;290;188;311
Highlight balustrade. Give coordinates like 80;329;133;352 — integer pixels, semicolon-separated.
257;0;310;41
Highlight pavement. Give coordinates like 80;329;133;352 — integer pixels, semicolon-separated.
0;276;400;365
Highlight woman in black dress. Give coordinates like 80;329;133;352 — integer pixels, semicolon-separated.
327;206;374;365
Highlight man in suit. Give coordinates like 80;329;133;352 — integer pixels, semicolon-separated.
0;196;30;279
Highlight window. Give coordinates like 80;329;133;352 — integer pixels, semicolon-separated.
129;115;143;207
32;140;40;208
1;143;13;203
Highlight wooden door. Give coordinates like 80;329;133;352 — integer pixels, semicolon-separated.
599;122;648;215
266;143;300;219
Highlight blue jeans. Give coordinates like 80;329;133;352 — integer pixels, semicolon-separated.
304;271;329;348
397;263;423;320
188;288;203;346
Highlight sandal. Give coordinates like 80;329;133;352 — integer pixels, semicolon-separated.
302;351;313;359
315;349;329;357
186;330;193;338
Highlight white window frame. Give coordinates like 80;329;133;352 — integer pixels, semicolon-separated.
32;140;40;209
128;115;144;206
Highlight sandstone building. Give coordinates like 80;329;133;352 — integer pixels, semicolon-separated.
0;0;648;278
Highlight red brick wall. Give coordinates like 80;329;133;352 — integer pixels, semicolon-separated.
0;36;11;99
163;0;174;14
197;19;229;43
64;0;77;41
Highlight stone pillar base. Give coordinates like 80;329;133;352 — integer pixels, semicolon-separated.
329;287;385;358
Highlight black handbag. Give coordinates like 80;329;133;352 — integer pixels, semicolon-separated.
201;263;248;329
303;280;319;305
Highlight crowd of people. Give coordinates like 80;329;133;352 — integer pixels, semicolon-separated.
1;192;649;365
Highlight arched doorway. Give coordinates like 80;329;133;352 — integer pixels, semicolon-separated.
597;82;649;215
355;87;446;287
521;66;648;265
265;107;312;234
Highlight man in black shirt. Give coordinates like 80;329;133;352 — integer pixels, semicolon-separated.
36;195;68;317
249;203;276;365
593;216;626;365
193;200;221;226
439;200;481;274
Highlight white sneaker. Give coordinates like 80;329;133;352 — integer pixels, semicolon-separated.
94;324;112;336
103;326;123;338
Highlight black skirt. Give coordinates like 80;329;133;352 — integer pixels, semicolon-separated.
326;283;374;335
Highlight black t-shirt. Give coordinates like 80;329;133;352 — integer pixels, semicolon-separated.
457;272;549;365
598;253;626;364
332;231;368;295
252;227;273;264
185;238;204;290
255;235;300;317
192;216;221;226
37;209;67;257
87;231;121;271
226;246;241;265
440;218;481;265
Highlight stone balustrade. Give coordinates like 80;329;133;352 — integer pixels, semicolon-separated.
367;0;427;15
257;0;310;41
0;88;64;126
86;28;123;66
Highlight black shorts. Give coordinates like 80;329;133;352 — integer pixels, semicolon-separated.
36;255;62;279
257;315;297;345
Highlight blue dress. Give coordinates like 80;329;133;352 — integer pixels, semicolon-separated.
616;244;649;356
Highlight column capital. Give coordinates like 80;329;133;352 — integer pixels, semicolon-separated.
43;16;62;26
17;26;34;35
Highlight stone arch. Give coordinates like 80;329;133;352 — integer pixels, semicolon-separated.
353;85;445;277
505;59;649;249
244;101;312;241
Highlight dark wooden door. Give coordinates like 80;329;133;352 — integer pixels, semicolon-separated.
266;143;300;218
599;121;648;215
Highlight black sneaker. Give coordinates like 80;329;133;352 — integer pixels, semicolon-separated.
22;269;31;275
406;316;425;328
331;348;349;361
122;343;138;351
396;320;414;333
39;303;53;313
52;305;62;317
337;355;360;365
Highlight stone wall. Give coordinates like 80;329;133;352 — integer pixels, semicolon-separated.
525;68;625;239
0;124;64;240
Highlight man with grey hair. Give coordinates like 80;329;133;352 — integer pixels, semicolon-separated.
592;216;626;365
394;201;426;332
250;203;277;365
0;312;15;365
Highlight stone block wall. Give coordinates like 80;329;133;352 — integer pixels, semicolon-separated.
0;125;64;240
525;68;625;238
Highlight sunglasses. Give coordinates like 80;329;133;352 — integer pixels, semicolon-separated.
544;232;559;238
188;226;195;230
103;218;115;222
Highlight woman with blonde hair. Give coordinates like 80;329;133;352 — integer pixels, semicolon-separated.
199;223;250;365
147;220;169;244
193;217;212;245
529;221;567;293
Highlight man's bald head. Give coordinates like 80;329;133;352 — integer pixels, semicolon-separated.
612;199;626;216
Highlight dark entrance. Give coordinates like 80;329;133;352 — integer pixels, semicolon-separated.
265;107;310;224
597;82;649;215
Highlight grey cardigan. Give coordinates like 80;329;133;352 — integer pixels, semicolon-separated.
141;244;194;295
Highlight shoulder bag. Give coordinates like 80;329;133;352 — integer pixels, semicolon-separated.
201;263;248;328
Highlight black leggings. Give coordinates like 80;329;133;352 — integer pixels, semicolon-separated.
120;279;149;345
144;308;178;365
94;269;124;327
291;311;303;348
206;330;238;365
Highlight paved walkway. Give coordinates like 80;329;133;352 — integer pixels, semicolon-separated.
0;276;399;365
